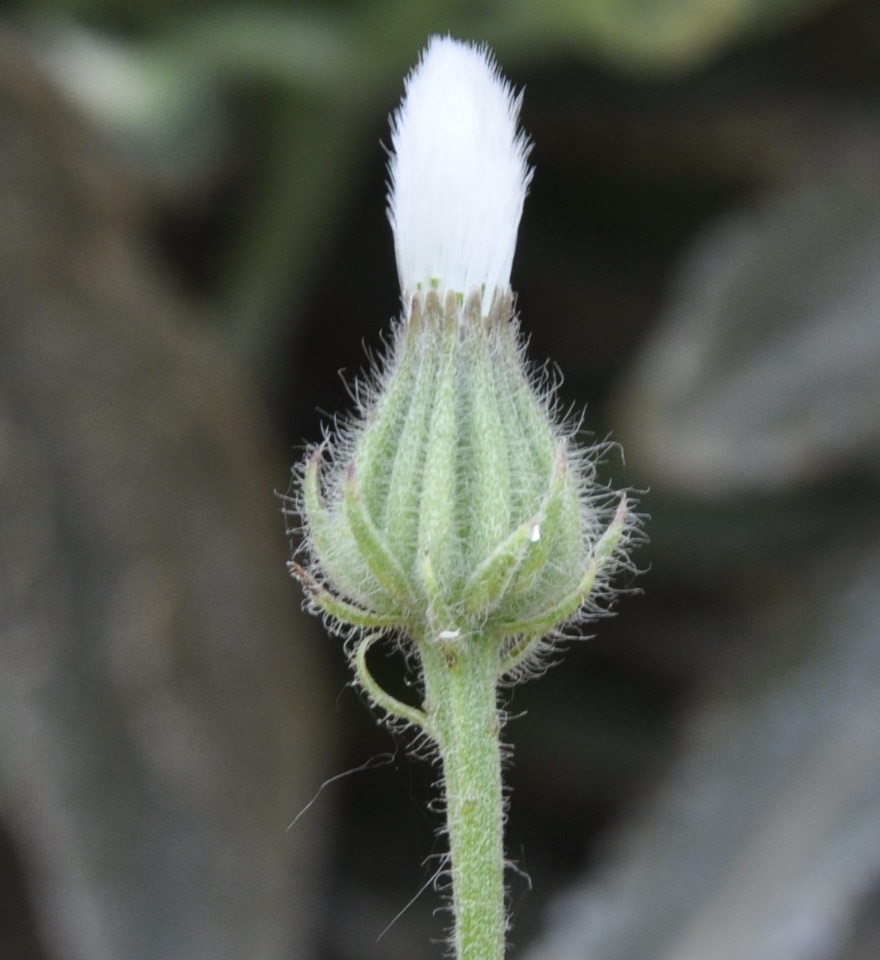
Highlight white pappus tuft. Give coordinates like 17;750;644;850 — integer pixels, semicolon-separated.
387;35;532;315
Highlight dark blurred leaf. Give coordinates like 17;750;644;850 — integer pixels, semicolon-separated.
505;0;844;74
617;142;880;497
524;545;880;960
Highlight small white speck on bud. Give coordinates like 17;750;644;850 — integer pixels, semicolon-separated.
388;35;532;314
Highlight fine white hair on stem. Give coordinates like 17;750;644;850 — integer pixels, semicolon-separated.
388;35;532;315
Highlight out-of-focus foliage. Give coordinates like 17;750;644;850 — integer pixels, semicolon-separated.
31;0;848;77
505;0;842;72
523;549;880;960
617;144;880;497
0;29;329;960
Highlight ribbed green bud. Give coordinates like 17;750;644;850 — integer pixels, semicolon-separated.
294;288;628;674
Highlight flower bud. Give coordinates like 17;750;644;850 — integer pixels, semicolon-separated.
293;37;631;673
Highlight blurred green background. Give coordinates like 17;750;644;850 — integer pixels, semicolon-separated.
2;1;879;959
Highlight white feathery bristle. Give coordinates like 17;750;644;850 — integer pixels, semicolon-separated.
388;36;532;314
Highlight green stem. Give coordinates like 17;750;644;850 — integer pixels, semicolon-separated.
419;635;506;960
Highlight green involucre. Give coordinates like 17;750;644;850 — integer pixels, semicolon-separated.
296;288;630;668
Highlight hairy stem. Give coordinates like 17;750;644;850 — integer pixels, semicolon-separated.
419;634;506;960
